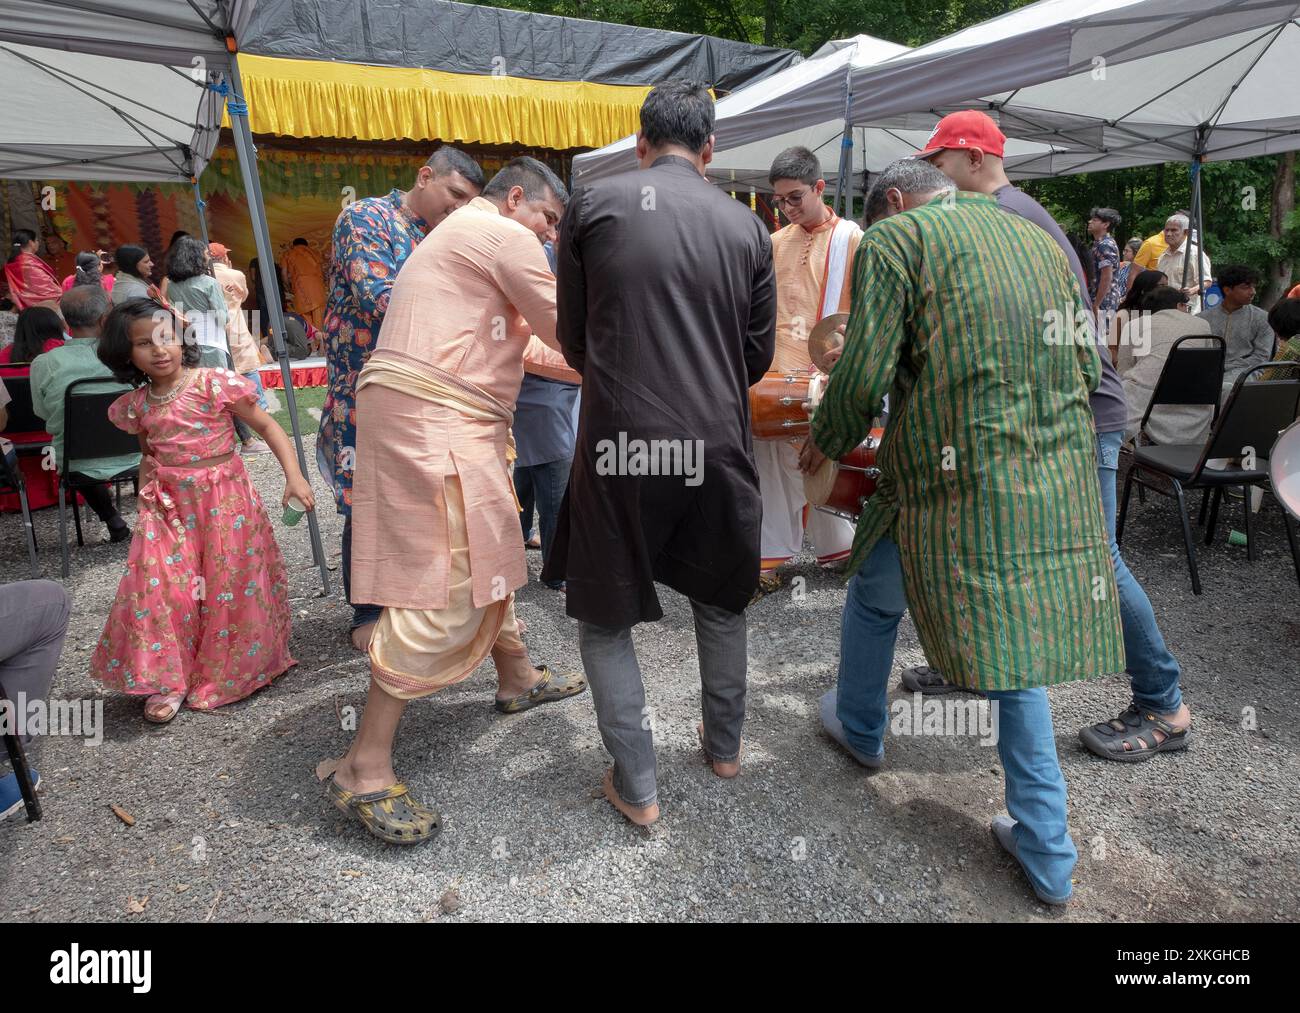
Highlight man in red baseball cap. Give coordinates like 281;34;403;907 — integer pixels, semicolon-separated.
913;109;1007;162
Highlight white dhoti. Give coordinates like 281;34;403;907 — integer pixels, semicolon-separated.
755;438;854;570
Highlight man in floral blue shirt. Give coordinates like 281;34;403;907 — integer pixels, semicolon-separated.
316;147;484;648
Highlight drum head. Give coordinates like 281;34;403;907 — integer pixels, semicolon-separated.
802;455;837;507
807;372;826;416
1271;419;1300;520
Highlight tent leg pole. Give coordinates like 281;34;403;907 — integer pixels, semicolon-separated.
1193;151;1206;302
192;178;210;247
833;112;852;218
225;55;332;597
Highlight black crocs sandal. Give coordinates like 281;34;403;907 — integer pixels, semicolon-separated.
1079;703;1191;763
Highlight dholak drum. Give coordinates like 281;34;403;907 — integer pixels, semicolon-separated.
750;371;818;439
803;428;885;522
1270;419;1300;520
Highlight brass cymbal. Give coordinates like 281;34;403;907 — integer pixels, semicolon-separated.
808;312;849;374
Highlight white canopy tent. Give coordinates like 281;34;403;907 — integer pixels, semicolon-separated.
0;0;330;591
572;34;1063;196
576;0;1300;297
831;0;1300;313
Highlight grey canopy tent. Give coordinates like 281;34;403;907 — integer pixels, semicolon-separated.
0;0;330;592
572;34;1063;201
831;0;1300;321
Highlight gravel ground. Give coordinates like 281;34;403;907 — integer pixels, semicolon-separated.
1;451;1297;922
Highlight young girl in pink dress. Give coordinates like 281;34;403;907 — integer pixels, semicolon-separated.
90;297;315;723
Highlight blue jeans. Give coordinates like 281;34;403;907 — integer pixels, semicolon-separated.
241;369;270;411
340;515;383;631
1096;430;1183;714
514;457;571;589
837;537;1076;900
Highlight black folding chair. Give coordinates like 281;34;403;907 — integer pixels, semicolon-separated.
0;442;40;578
0;679;41;822
1129;334;1225;512
1134;335;1226;444
0;373;52;458
1118;361;1300;594
57;378;140;578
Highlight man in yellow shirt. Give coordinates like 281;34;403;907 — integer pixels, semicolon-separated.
1129;207;1189;285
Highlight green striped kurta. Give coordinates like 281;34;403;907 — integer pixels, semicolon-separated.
812;191;1124;691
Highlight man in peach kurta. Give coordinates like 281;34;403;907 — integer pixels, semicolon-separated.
756;147;862;594
282;238;327;328
323;158;587;846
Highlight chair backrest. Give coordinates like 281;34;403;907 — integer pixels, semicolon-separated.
63;378;140;463
1145;333;1226;410
1197;362;1300;476
0;374;47;435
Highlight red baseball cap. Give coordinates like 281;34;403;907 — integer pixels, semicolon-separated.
914;110;1006;160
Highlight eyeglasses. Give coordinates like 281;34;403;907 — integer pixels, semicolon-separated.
772;188;812;209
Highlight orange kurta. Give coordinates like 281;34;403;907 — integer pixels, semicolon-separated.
350;197;574;613
769;211;862;374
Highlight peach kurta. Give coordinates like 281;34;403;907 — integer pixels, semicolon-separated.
350;197;574;614
769;212;862;373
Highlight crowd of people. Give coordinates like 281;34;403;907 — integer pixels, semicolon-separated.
3;92;1299;909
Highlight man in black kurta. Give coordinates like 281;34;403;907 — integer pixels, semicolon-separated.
542;81;776;824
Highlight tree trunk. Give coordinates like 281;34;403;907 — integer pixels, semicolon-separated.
764;0;778;47
1263;152;1296;308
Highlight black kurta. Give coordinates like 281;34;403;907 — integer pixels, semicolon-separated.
541;155;777;626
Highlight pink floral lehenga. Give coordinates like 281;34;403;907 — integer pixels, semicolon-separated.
90;368;295;710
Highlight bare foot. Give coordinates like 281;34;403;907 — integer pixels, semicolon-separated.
330;754;399;795
494;652;545;700
697;721;742;778
350;621;377;653
601;768;659;826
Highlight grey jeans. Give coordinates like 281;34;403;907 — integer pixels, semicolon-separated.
1;580;71;766
578;599;747;807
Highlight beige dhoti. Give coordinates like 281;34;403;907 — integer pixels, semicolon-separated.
368;473;526;700
352;351;529;701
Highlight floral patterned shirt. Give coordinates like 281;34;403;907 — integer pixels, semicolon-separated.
1090;235;1121;315
315;189;429;514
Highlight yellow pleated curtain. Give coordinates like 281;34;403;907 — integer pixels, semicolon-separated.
224;54;649;149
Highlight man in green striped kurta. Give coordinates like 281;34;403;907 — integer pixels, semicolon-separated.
806;165;1124;905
